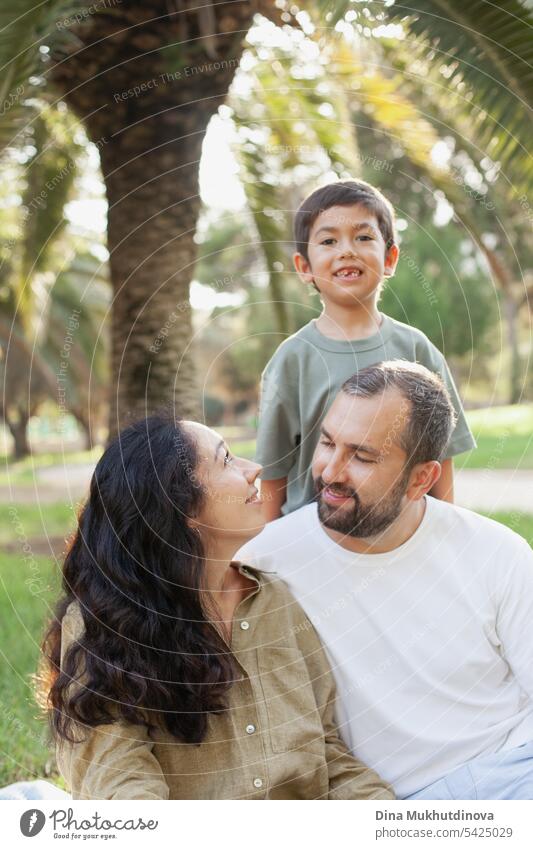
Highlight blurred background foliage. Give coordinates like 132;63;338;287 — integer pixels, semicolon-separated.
0;0;530;449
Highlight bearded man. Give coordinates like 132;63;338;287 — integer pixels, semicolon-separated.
238;360;533;800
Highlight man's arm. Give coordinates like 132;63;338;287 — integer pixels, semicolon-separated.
429;458;454;503
493;537;533;701
260;477;287;522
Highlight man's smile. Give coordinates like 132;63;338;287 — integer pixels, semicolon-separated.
321;485;355;506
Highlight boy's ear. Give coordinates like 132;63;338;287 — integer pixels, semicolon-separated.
384;244;399;277
293;252;315;286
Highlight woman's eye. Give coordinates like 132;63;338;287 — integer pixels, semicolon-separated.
319;440;333;448
223;450;233;466
356;234;372;241
321;238;336;245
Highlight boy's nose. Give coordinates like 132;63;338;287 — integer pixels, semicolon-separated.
338;241;357;258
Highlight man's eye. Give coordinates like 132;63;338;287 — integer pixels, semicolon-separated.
354;454;374;464
223;450;233;466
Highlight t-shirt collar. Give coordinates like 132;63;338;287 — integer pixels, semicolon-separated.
308;496;433;567
304;313;393;354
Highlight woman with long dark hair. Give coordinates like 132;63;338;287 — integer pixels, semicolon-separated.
41;414;393;799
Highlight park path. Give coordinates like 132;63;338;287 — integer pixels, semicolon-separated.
0;464;531;513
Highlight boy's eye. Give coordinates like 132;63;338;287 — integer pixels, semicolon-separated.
223;450;233;466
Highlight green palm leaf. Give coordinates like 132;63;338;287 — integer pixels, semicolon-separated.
0;1;66;154
318;0;533;192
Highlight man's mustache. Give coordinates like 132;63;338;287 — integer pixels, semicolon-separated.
314;477;358;501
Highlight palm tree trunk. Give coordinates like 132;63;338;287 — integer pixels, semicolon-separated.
48;0;264;436
100;130;203;430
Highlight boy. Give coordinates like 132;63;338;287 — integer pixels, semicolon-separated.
256;179;476;520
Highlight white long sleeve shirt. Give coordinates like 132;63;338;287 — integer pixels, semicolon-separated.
237;497;533;797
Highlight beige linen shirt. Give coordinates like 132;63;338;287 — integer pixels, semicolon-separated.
57;564;394;800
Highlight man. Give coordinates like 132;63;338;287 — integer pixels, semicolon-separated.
237;360;533;800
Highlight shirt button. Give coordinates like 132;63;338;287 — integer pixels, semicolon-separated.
246;724;256;734
240;620;250;630
253;778;263;789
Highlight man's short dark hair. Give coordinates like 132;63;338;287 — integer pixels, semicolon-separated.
294;179;396;261
341;360;457;467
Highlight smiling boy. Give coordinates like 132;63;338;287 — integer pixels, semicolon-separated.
256;180;476;519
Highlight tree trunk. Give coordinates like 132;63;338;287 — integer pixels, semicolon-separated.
7;411;30;460
478;246;523;405
48;0;263;436
501;290;522;405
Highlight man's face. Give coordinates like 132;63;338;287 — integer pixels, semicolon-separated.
312;389;412;538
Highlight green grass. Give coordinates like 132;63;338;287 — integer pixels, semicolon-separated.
0;446;103;487
0;503;77;547
0;553;61;785
462;404;533;470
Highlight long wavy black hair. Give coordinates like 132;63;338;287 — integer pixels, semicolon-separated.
41;414;236;745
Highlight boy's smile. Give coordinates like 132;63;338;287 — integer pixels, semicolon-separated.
294;204;398;312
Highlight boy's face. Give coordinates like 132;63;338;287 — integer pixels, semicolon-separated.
294;204;399;310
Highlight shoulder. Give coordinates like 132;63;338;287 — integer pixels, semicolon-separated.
59;601;85;666
238;505;316;564
262;322;319;376
63;601;84;640
250;569;325;655
428;497;531;559
383;315;443;361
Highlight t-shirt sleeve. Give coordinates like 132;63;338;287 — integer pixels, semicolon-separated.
493;536;533;700
416;340;476;458
255;354;299;480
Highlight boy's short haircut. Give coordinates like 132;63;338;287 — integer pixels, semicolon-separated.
294;179;397;261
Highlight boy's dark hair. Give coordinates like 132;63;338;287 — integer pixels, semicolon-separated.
294;179;396;261
341;360;457;468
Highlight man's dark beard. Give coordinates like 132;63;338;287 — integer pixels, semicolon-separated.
314;472;410;538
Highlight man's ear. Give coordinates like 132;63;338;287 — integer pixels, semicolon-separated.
405;460;441;501
293;252;315;286
384;244;399;278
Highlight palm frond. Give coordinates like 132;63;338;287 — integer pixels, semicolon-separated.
318;0;533;193
0;0;69;155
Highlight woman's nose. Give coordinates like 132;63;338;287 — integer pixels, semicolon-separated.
245;461;262;482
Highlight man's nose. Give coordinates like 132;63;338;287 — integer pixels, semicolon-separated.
321;453;348;484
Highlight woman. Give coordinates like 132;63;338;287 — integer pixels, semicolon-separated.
41;414;393;800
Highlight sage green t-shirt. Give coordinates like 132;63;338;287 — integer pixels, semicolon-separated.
255;315;476;516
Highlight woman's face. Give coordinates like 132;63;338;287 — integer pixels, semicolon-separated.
184;422;265;548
